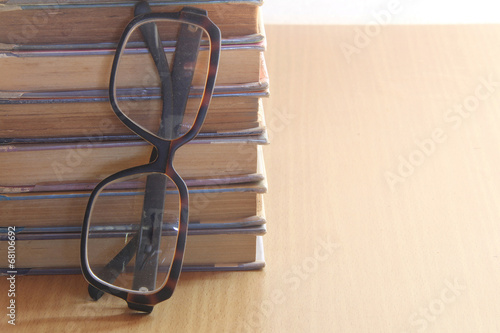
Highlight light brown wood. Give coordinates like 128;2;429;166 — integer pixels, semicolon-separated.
4;24;500;331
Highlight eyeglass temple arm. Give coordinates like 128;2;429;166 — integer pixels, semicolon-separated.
86;159;166;306
87;229;157;314
87;232;139;301
130;6;205;291
87;153;161;301
130;0;170;299
135;2;176;141
137;2;205;138
170;7;205;137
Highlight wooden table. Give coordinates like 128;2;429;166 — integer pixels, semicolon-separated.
3;24;500;332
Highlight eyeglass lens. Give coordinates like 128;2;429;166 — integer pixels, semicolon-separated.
114;19;210;140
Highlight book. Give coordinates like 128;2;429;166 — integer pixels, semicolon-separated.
0;0;264;47
0;45;264;92
0;135;267;192
0;227;266;273
0;178;267;229
0;61;269;139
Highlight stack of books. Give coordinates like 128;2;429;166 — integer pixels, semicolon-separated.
0;0;268;274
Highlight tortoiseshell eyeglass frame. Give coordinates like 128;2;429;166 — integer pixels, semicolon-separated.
80;8;221;312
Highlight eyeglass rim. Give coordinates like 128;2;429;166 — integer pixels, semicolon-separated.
80;164;189;307
108;8;221;151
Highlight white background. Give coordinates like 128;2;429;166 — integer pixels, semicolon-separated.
262;0;500;24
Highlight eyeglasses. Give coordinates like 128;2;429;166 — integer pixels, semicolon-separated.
80;2;221;313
